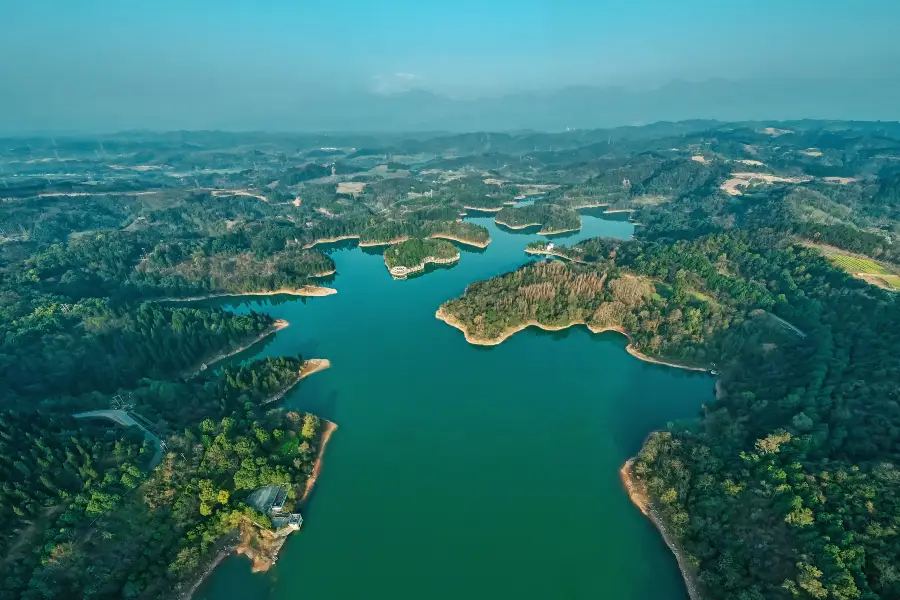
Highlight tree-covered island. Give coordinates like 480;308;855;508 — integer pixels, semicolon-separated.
384;238;460;278
494;204;582;234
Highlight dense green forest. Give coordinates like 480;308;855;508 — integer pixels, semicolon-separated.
4;121;900;599
2;357;324;600
384;238;459;270
22;225;335;300
1;298;274;400
494;203;582;234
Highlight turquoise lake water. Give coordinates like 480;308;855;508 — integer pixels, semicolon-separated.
194;209;711;600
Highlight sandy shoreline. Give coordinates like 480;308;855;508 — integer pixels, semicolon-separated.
494;217;580;236
185;319;290;378
428;233;491;248
386;252;460;278
435;308;707;372
359;236;408;247
301;420;338;503
463;205;504;212
184;413;335;591
304;233;490;250
302;235;360;249
299;358;331;380
621;459;702;600
159;286;337;301
310;268;337;277
603;208;636;214
540;226;581;235
178;539;238;600
494;217;541;230
261;356;330;406
524;247;590;265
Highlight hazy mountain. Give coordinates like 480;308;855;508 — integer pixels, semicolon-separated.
287;78;900;133
6;78;900;135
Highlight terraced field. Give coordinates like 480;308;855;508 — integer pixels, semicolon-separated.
818;247;900;291
828;253;891;274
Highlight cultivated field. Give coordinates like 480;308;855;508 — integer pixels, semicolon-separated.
812;244;900;291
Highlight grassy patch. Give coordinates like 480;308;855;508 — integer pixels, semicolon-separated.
826;253;891;275
812;245;900;291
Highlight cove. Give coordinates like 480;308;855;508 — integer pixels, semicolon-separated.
193;209;712;600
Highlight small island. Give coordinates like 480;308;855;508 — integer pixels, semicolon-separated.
384;238;460;279
302;220;491;250
494;203;582;235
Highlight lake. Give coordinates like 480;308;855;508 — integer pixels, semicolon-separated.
194;209;711;600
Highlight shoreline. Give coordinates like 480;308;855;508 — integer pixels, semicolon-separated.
540;225;581;235
386;252;460;279
494;217;581;236
300;420;338;503
494;217;541;230
302;235;360;249
603;208;635;214
262;357;330;406
178;538;238;600
569;201;610;210
159;286;337;302
463;205;504;212
524;247;589;265
310;268;337;277
435;308;708;372
185;319;289;378
621;459;702;600
185;377;335;594
359;236;408;247
304;233;490;250
299;358;331;380
428;232;490;248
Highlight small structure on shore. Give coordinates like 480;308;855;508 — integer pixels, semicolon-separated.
249;484;304;535
546;242;554;251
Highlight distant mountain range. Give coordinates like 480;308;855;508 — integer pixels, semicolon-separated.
6;78;900;135
290;78;900;133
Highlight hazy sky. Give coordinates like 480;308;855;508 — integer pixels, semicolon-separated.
3;0;900;132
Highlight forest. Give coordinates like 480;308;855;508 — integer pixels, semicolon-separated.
494;203;582;234
383;238;459;270
2;357;324;600
4;120;900;599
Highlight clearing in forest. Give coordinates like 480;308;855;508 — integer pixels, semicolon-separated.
721;172;810;196
807;243;900;291
336;182;366;196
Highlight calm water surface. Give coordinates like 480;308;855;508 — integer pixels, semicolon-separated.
195;211;710;600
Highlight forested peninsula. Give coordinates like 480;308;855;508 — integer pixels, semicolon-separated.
384;238;460;278
441;229;900;599
494;204;582;235
303;218;491;250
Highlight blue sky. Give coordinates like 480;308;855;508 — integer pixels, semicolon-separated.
3;0;900;131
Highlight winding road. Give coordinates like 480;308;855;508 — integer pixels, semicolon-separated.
73;409;165;468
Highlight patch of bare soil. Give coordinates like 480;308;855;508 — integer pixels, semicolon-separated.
336;181;366;196
761;127;792;137
721;172;810;196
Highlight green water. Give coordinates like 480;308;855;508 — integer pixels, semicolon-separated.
194;211;711;600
